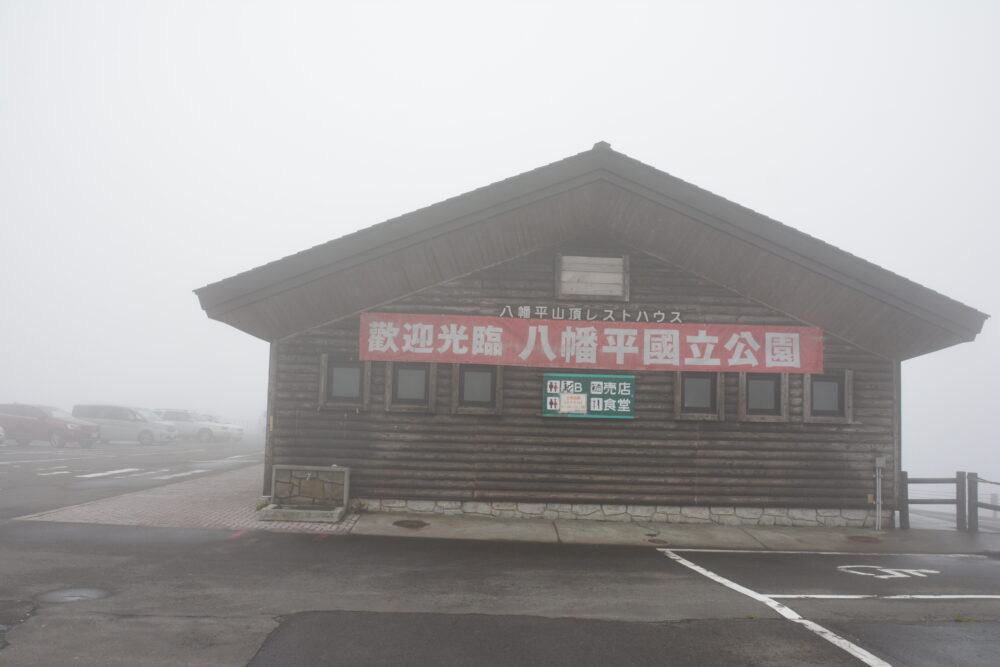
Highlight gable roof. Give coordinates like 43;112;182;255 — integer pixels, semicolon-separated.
195;142;987;360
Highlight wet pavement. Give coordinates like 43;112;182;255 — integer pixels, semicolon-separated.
3;457;1000;665
247;610;859;667
0;438;262;519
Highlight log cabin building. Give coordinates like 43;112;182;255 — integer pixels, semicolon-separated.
196;142;987;528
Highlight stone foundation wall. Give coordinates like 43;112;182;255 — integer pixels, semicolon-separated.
356;498;890;528
272;466;348;507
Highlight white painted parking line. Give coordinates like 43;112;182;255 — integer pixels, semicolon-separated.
838;565;940;579
767;594;1000;600
0;458;87;465
669;548;987;558
225;454;254;459
124;469;171;477
152;469;209;480
36;471;72;476
660;549;891;667
75;468;142;478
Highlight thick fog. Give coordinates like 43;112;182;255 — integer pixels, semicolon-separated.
1;1;997;478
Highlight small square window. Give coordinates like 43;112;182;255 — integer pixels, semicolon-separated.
683;373;716;413
738;373;788;421
385;362;437;412
329;364;362;399
810;375;843;416
318;355;370;409
804;371;853;423
394;365;428;403
674;372;725;421
460;367;495;405
452;365;503;414
747;374;780;415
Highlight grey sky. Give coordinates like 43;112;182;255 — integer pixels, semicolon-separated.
1;1;997;478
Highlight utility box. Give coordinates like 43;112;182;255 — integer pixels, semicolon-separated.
258;465;350;523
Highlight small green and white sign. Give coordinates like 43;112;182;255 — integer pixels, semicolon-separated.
542;373;635;419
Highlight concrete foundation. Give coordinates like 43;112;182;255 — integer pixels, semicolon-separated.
356;498;891;528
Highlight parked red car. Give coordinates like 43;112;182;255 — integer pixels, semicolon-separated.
0;404;100;448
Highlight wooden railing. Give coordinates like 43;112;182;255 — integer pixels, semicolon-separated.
967;474;1000;533
900;470;999;533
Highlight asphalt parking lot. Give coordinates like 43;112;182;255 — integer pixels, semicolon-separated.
243;547;1000;666
0;438;262;519
661;549;1000;667
2;459;999;666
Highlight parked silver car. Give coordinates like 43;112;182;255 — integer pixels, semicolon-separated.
204;414;243;442
71;405;177;445
155;409;229;443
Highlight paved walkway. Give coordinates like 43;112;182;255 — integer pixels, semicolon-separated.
15;464;356;535
14;464;1000;554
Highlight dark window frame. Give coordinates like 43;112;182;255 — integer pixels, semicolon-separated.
674;372;725;421
555;254;630;302
738;372;789;422
803;370;854;423
385;362;437;413
451;364;503;415
318;354;371;410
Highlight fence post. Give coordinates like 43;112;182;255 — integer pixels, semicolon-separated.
899;470;909;529
956;471;967;531
967;473;978;533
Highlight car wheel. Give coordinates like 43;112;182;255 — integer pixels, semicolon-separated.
138;431;155;446
50;432;66;448
197;429;213;443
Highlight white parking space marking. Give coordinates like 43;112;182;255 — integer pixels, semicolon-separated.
75;468;142;478
123;469;171;477
660;549;892;667
767;594;1000;600
838;565;940;579
669;548;986;558
225;454;254;459
0;458;88;465
151;470;208;480
36;471;72;476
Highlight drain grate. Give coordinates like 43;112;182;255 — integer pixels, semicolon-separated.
36;588;110;603
392;519;429;529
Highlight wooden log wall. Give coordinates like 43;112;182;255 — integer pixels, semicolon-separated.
270;238;897;509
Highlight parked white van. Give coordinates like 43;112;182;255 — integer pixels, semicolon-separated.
71;405;177;445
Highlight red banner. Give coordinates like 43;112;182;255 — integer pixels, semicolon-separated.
360;313;823;373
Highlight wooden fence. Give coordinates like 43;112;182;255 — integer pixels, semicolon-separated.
899;470;1000;533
